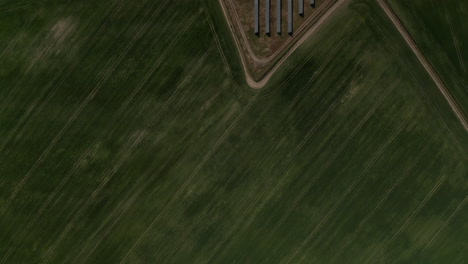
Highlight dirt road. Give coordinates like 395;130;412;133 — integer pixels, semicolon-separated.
377;0;468;132
225;0;335;64
218;0;348;89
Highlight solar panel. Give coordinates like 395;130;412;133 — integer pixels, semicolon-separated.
254;0;259;34
266;0;271;34
277;0;282;34
288;0;293;34
299;0;304;16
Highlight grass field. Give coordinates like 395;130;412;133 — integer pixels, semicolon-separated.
0;0;466;263
388;0;468;117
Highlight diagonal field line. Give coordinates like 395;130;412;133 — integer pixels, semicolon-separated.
162;40;380;264
1;38;211;264
245;70;395;264
282;105;419;264
402;3;468;105
274;22;360;94
158;44;376;262
328;129;441;264
0;0;129;165
262;23;365;140
159;40;382;263
369;164;457;264
0;1;160;258
202;67;361;264
243;45;385;262
38;120;145;264
367;15;468;160
68;46;214;264
278;23;362;110
441;1;465;74
0;10;37;61
35;10;202;264
0;0;75;114
1;0;171;215
117;93;258;264
158;135;266;264
258;20;362;102
218;0;350;88
223;0;335;64
202;0;241;92
2;2;171;258
259;21;365;144
0;0;51;16
419;194;468;256
377;0;468;132
410;5;468;93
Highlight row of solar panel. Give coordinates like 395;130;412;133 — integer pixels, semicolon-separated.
255;0;316;35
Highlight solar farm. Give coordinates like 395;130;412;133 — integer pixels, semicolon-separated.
0;0;466;263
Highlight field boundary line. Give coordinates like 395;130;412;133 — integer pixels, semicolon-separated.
329;129;441;264
282;105;419;264
369;164;456;264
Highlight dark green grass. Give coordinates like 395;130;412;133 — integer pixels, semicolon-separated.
388;0;468;118
0;0;466;263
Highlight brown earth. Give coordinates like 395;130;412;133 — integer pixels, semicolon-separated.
220;0;345;87
222;0;339;83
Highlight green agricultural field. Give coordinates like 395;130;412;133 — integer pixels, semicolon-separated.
0;0;466;263
388;0;468;116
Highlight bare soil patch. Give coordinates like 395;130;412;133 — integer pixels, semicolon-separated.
222;0;339;83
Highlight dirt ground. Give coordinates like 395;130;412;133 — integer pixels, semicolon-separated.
227;0;331;58
220;0;340;85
